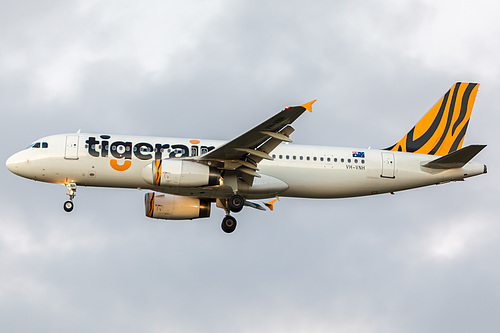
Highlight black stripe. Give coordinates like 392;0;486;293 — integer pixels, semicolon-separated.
429;83;460;155
405;89;450;152
450;120;469;152
452;83;476;135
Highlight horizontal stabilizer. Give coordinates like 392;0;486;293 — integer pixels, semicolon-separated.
244;201;266;211
422;144;486;169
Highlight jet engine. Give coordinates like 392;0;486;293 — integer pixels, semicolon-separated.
144;193;211;220
142;160;219;187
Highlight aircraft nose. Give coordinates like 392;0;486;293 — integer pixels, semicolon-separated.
6;152;26;176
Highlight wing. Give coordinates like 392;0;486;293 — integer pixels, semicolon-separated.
193;100;316;184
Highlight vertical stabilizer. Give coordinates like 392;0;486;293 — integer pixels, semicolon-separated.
388;82;479;156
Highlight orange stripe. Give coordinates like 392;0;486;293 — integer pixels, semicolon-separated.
154;159;162;186
389;83;479;156
146;193;155;217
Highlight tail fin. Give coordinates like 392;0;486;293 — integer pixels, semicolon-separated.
387;82;479;156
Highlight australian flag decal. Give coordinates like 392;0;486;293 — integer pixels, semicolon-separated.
352;151;365;158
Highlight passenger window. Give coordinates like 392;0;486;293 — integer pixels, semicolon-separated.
348;159;351;163
293;156;296;160
306;156;310;161
272;154;276;159
313;157;317;161
341;158;344;163
361;160;365;164
320;157;324;162
300;156;303;160
279;155;283;159
286;155;289;160
334;158;337;162
327;157;331;162
354;159;358;163
42;142;48;148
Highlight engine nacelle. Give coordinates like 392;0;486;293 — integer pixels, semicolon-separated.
142;159;220;187
145;193;211;220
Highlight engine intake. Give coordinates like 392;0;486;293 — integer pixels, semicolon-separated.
145;193;211;220
142;159;219;187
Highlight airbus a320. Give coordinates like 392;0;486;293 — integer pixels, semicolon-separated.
6;82;487;233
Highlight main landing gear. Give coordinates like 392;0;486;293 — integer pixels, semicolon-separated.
220;194;245;234
221;215;237;233
63;183;77;212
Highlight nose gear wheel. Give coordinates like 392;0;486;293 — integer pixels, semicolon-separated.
64;183;77;213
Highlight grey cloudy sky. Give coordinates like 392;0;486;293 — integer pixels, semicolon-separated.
1;0;499;332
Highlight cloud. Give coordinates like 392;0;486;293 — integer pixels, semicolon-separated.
423;215;491;260
1;0;499;332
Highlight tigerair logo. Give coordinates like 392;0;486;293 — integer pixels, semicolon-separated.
85;135;215;171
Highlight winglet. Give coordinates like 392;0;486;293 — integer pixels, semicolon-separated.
301;100;317;112
264;198;279;211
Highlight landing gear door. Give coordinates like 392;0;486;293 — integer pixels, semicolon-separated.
65;135;79;160
381;152;395;178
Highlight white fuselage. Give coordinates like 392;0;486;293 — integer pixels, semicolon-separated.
6;133;486;200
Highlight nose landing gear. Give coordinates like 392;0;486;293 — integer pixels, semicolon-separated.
63;200;74;212
63;183;77;212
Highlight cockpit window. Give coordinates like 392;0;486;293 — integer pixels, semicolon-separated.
28;142;48;149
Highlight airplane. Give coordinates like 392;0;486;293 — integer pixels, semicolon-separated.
6;82;487;233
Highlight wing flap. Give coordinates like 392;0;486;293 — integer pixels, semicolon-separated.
234;148;273;160
260;131;293;142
